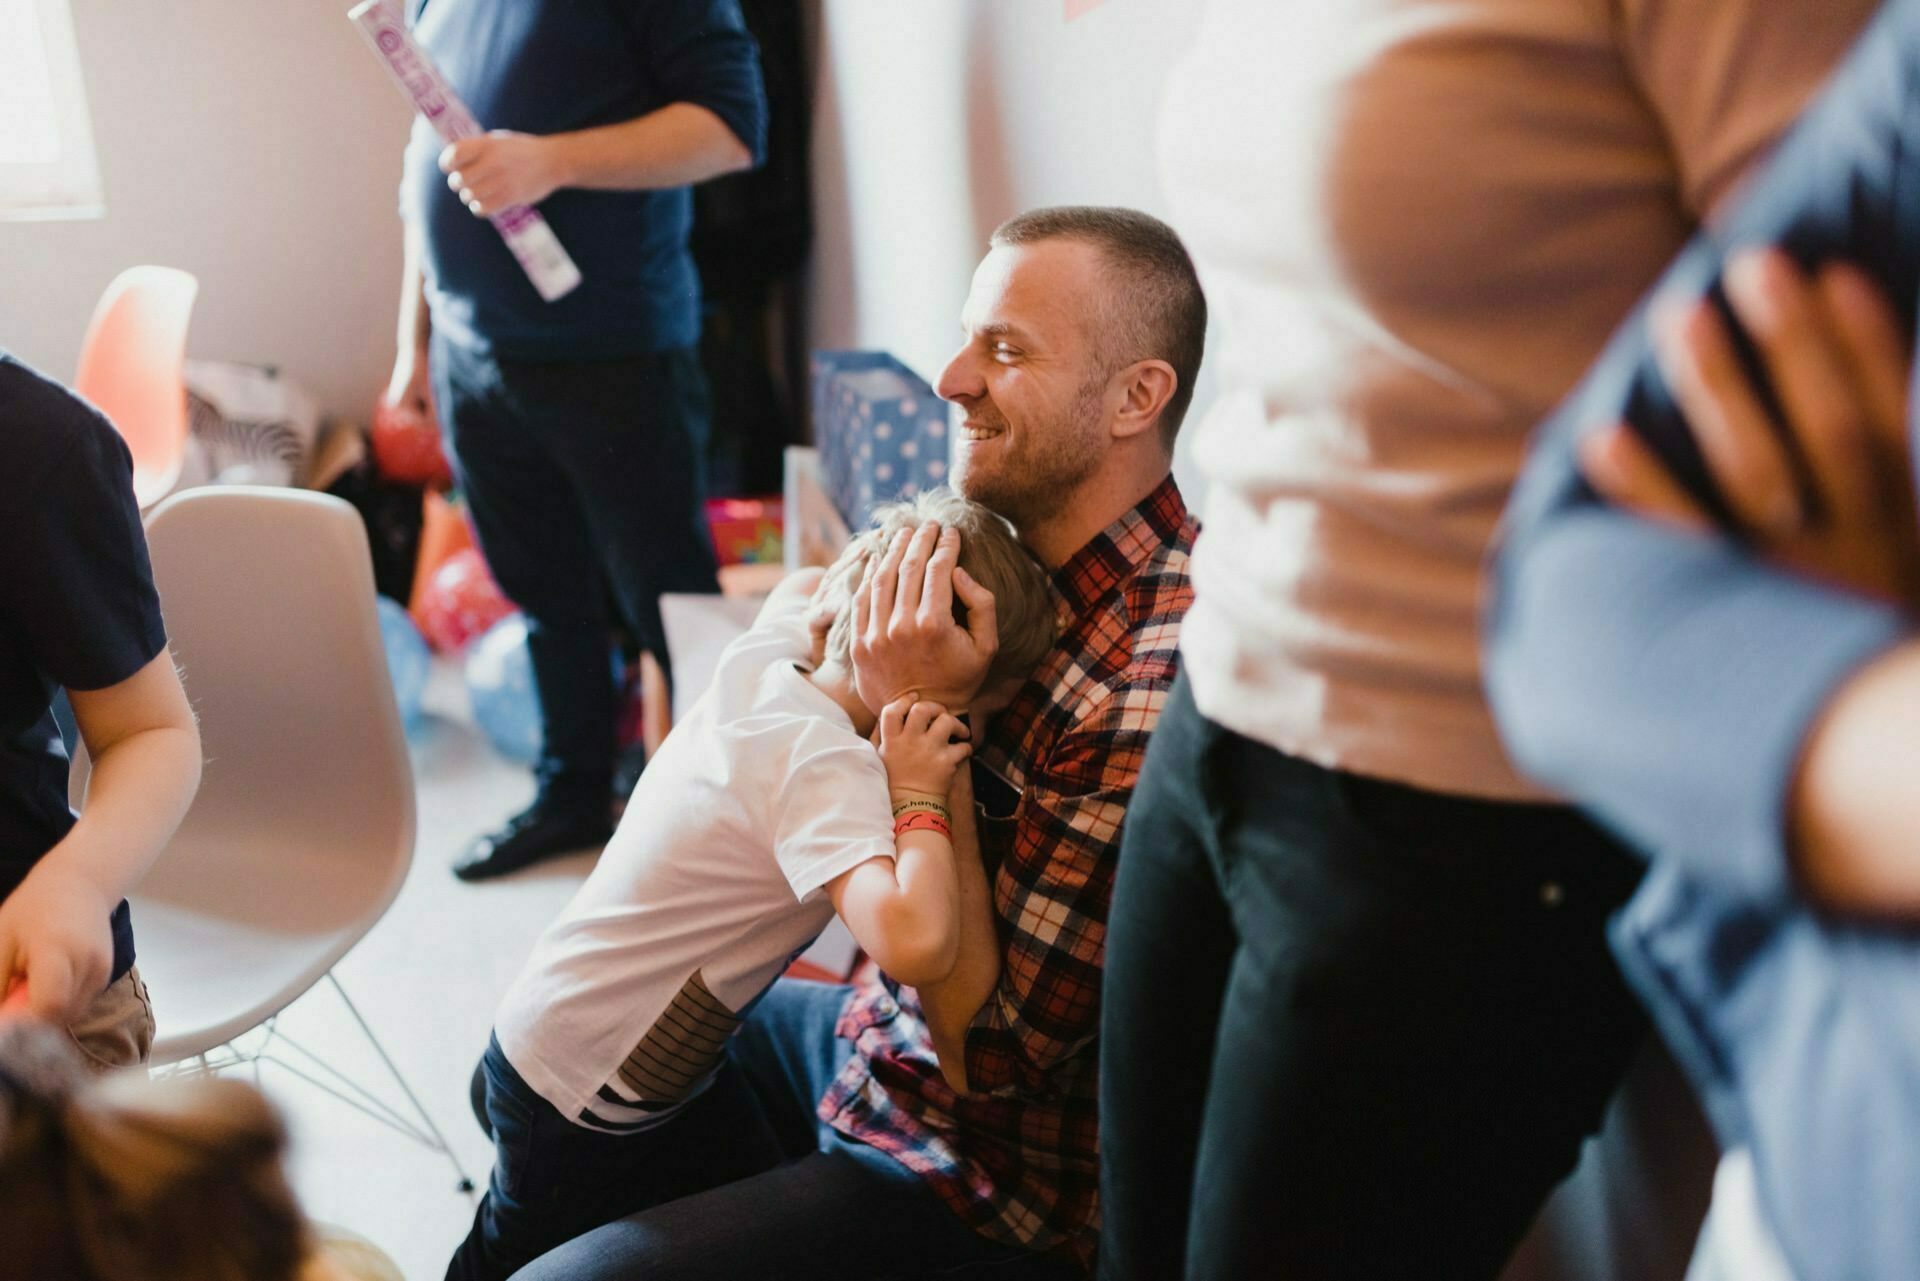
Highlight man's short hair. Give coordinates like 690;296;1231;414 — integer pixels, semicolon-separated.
991;205;1208;447
819;488;1057;692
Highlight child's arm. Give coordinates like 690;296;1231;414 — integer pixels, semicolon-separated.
825;697;970;988
914;761;999;1093
0;651;200;1022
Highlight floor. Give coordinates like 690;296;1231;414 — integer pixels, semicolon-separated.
261;658;594;1280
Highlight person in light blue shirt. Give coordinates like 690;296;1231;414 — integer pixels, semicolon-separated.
1490;3;1920;1275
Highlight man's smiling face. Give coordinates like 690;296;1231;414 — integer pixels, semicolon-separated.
937;239;1114;534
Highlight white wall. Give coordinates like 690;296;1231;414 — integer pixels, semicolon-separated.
804;0;1213;494
0;0;413;418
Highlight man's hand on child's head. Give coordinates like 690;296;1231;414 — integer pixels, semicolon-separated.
852;524;999;713
878;696;972;797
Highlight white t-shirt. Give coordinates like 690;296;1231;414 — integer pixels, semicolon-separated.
1160;0;1874;800
493;590;894;1131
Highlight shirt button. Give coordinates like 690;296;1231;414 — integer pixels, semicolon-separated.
1540;881;1566;908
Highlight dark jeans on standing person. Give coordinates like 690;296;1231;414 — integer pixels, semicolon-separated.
1099;674;1648;1281
431;335;719;804
449;980;1080;1281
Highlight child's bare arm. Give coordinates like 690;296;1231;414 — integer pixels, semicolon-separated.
912;762;999;1093
825;698;970;987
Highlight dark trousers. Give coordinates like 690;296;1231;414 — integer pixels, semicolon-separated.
431;336;719;802
1099;675;1647;1281
448;981;1079;1281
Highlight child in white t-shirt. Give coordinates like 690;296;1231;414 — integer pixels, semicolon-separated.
447;488;1058;1281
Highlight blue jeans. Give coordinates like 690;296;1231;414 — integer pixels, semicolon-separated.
431;336;719;802
449;980;1078;1281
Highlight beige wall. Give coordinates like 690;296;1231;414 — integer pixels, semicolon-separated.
0;0;413;418
5;0;1203;431
803;0;1213;494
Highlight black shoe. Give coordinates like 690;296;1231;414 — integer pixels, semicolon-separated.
453;801;612;882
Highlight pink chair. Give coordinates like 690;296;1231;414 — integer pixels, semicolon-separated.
73;266;199;508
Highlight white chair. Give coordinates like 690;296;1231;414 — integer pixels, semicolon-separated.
75;485;472;1190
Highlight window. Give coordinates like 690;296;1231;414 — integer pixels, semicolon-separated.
0;0;103;219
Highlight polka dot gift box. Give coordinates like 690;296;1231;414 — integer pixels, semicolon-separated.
809;351;951;530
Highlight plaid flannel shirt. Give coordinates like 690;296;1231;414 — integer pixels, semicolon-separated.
819;478;1196;1269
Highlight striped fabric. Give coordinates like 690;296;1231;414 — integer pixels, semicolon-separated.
819;479;1197;1268
579;970;740;1133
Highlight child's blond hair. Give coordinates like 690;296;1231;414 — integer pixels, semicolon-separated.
819;488;1056;692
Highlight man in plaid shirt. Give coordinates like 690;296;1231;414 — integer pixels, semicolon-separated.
514;206;1203;1281
820;471;1195;1268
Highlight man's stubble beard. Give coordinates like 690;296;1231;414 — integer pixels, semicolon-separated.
953;377;1108;536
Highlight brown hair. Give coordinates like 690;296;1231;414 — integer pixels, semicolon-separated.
820;488;1056;691
0;1023;309;1281
991;205;1208;447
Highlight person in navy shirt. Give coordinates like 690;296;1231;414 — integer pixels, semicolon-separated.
384;0;768;880
0;352;200;1069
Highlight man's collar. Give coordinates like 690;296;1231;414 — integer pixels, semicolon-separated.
1049;476;1188;616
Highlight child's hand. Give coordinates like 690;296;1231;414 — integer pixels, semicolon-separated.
0;865;115;1024
878;696;971;798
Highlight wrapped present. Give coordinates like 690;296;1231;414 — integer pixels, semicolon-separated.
704;495;784;566
809;351;951;530
782;445;854;571
182;360;324;490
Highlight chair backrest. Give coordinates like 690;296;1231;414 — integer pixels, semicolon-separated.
123;487;416;937
73;266;198;509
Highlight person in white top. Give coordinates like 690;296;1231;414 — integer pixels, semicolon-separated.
1097;2;1881;1280
446;488;1056;1281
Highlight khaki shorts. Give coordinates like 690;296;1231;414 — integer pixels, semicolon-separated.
66;965;156;1074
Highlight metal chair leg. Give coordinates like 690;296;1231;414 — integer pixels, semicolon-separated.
157;973;478;1196
325;972;477;1194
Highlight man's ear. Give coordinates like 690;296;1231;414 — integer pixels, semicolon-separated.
1110;359;1177;443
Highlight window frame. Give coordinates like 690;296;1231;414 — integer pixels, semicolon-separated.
0;0;105;221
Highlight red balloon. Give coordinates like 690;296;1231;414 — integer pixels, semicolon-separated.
371;399;454;489
416;548;516;653
410;491;476;619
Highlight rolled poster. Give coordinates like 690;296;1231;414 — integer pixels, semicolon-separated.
349;0;583;302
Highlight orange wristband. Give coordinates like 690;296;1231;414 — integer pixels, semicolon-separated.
894;810;953;839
